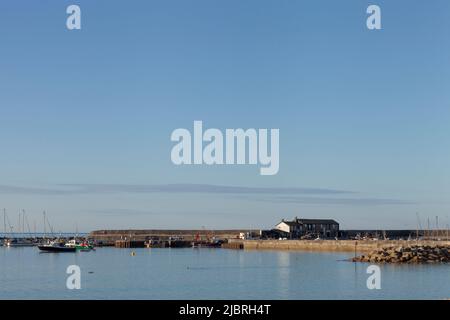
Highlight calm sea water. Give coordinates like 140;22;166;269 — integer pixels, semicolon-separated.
0;246;448;300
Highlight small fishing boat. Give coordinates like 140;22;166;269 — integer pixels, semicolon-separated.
38;240;76;252
65;239;95;251
76;242;95;251
5;238;36;247
145;238;167;248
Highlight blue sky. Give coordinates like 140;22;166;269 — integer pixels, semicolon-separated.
0;0;449;231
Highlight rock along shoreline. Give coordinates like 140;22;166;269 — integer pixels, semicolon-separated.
352;245;450;264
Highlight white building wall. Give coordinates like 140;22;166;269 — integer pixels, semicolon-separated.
275;222;291;233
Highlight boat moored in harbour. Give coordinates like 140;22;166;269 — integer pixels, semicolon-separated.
38;240;76;253
65;239;95;251
5;238;36;247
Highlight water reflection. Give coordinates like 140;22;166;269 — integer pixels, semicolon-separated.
275;251;291;299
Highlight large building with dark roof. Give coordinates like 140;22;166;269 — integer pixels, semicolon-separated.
275;217;339;239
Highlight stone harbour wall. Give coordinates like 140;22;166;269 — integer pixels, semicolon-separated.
240;239;450;253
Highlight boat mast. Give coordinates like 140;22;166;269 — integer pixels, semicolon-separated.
22;210;25;237
436;216;439;239
44;212;55;237
4;210;14;238
3;209;6;239
23;210;32;238
416;212;422;240
43;211;46;239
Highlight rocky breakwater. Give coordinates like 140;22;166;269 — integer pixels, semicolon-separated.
352;245;450;264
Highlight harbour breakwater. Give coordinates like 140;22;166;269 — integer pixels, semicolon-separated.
352;245;450;263
88;230;450;253
238;239;450;252
89;229;260;245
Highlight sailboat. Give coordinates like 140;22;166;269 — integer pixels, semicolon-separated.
3;210;36;247
37;212;77;252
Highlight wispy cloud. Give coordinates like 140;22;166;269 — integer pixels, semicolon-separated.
0;185;69;195
247;195;415;206
59;183;354;195
87;208;157;216
87;208;254;218
0;183;413;206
